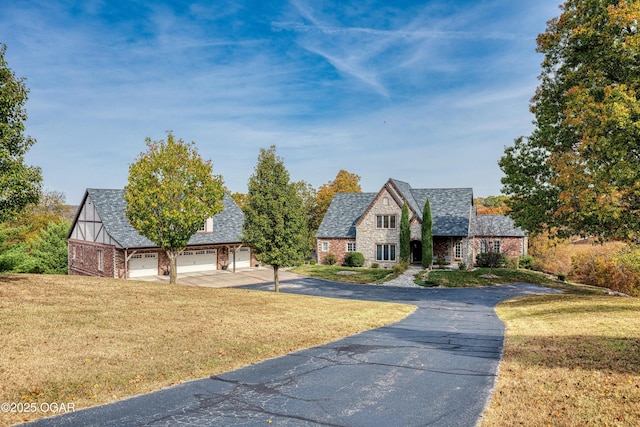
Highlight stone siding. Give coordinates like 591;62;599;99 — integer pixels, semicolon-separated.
355;188;402;268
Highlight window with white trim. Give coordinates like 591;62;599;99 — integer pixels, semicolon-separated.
454;241;463;259
376;215;397;229
376;244;397;261
321;241;329;252
98;250;104;271
346;242;356;252
480;240;501;253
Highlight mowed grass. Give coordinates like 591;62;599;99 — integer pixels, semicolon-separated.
290;264;397;284
419;267;572;289
481;294;640;426
0;274;414;426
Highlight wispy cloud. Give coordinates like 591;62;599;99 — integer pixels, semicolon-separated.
1;0;561;202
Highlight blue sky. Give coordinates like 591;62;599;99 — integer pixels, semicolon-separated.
2;0;561;204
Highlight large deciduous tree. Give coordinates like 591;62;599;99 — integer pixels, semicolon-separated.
125;133;224;284
242;146;307;292
500;0;640;241
0;44;42;222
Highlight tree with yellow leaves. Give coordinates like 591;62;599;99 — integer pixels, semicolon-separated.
500;0;640;241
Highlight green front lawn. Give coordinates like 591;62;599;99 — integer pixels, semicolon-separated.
290;264;398;284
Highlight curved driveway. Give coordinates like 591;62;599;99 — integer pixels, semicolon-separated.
28;277;559;427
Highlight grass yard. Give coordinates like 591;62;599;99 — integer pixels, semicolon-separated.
290;264;398;284
481;294;640;426
418;267;606;294
0;274;414;426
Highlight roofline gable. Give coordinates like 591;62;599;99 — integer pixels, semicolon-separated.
354;180;407;227
387;179;419;220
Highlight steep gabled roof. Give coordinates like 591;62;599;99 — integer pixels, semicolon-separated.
388;178;421;216
73;189;244;249
316;193;376;238
316;179;474;238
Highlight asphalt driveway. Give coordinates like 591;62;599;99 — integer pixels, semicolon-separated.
27;276;560;427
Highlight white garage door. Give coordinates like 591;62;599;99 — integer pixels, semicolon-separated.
232;247;251;269
177;250;217;273
129;253;158;277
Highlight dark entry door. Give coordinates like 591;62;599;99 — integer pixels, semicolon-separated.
411;241;422;263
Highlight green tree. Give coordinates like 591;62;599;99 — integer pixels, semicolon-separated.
242;146;307;292
29;220;70;274
421;199;433;268
500;0;640;241
125;133;224;284
400;202;410;263
293;180;318;257
0;223;30;272
0;44;42;222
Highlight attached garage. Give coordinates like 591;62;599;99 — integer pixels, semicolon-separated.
129;253;158;277
231;247;251;269
177;249;217;273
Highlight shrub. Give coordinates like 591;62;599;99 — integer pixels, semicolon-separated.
476;252;508;268
371;263;380;269
507;256;520;269
458;262;467;271
322;253;337;265
519;255;535;270
344;252;365;267
392;261;409;274
436;257;447;268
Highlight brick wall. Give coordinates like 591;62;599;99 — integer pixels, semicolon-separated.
317;238;355;265
472;236;527;261
68;239;116;278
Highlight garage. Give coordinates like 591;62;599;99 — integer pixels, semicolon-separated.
129;253;158;277
177;249;217;273
231;247;251;269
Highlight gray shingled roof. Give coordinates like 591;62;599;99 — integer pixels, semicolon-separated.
316;193;376;238
84;189;244;249
411;188;473;236
316;180;474;238
473;215;526;237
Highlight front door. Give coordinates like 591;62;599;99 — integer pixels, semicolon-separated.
410;240;422;264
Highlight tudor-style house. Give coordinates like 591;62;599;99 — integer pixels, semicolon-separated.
68;188;256;278
316;178;527;268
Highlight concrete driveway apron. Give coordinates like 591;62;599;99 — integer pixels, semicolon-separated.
27;278;559;427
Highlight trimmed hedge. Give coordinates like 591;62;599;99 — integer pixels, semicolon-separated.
476;252;508;268
344;252;365;267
